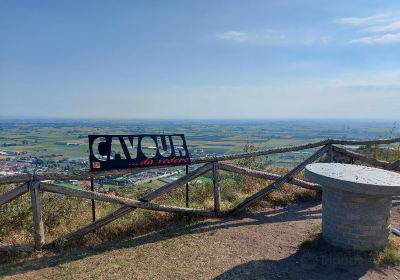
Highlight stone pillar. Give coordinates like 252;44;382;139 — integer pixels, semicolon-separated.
322;188;391;251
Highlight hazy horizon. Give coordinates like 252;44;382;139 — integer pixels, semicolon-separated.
1;1;400;119
1;116;399;124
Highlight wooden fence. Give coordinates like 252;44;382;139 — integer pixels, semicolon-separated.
1;137;400;252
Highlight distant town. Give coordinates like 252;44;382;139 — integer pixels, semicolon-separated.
0;133;212;191
1;118;398;192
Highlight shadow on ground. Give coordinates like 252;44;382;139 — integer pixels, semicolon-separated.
215;235;384;280
0;200;337;278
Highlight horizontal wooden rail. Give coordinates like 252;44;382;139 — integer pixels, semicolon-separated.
0;174;30;185
45;206;134;248
230;145;330;213
385;160;400;171
0;183;28;206
191;139;332;164
0;243;34;253
1;137;399;252
1;137;400;185
332;146;400;172
46;163;213;246
40;183;214;216
192;137;400;164
331;137;400;146
141;163;213;201
218;163;321;191
0;164;189;185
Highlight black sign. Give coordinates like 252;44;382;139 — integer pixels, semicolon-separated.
89;134;190;170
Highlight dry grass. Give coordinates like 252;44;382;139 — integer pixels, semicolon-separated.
298;222;400;268
299;223;322;248
0;146;319;260
0;166;317;253
373;236;400;267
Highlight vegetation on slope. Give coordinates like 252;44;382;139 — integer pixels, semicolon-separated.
0;144;318;258
1;142;399;267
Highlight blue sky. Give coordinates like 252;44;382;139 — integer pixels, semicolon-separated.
1;0;400;119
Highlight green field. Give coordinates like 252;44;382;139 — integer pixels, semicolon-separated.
0;119;399;168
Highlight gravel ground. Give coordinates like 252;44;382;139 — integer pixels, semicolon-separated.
2;200;400;279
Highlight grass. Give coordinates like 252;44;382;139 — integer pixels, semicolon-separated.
0;160;318;255
4;142;400;267
2;121;400;277
299;223;322;248
298;222;400;268
373;236;400;267
0;144;319;256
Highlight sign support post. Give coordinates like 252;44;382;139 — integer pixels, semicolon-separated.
90;177;96;222
185;165;189;207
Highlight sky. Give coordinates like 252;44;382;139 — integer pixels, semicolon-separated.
1;0;400;119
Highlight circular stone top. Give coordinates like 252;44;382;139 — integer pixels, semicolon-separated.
305;163;400;196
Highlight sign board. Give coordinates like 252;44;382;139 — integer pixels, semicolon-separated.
89;134;190;170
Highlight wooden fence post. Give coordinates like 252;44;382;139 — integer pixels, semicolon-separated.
29;180;45;250
327;144;334;162
90;177;96;222
212;161;221;215
185;165;189;208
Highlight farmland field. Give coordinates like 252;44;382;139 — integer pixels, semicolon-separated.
0;118;399;169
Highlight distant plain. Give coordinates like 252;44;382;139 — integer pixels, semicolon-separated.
0;119;398;167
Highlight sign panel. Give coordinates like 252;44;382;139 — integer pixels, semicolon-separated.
89;134;190;170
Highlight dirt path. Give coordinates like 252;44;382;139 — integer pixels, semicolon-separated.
1;200;400;279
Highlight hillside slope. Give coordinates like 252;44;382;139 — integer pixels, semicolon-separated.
1;201;400;280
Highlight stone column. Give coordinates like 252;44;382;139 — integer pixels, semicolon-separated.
305;163;400;251
322;188;391;251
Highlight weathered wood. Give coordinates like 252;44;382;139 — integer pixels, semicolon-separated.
0;183;28;206
230;145;330;213
331;137;400;146
44;206;133;248
326;144;334;163
30;181;45;250
40;183;214;216
212;162;221;214
90;177;96;222
191;139;332;164
218;163;321;191
185;164;189;208
0;243;34;253
2;138;400;185
46;189;161;247
47;191;164;247
45;164;212;246
0;174;31;185
384;160;400;171
0;141;330;184
1;136;397;250
0;163;189;185
332;146;400;172
140;163;213;201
